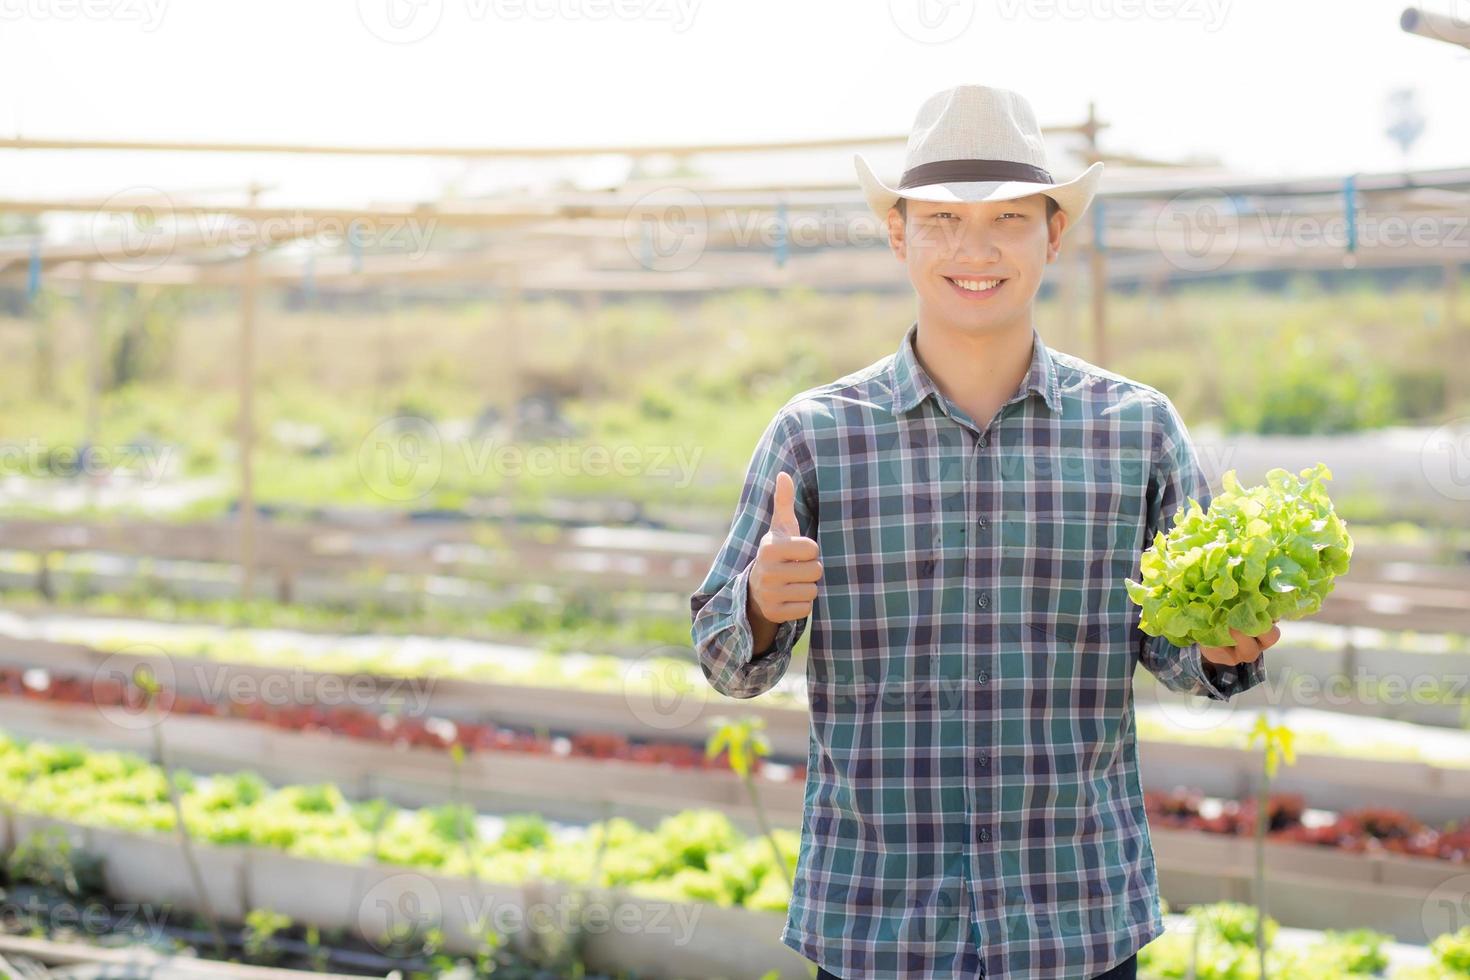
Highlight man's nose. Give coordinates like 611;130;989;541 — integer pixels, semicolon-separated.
946;223;1002;264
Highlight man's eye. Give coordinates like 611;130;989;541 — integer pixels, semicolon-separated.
1000;212;1025;220
930;211;958;220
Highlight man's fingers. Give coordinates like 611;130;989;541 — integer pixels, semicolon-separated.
1231;623;1280;653
754;555;822;588
1226;628;1263;661
763;535;820;563
1201;644;1237;666
762;600;817;623
769;582;819;604
771;470;801;539
782;559;824;584
1211;620;1281;658
1201;629;1252;666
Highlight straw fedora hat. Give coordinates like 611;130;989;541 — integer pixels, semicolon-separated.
856;84;1104;237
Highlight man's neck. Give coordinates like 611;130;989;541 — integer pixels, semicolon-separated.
911;312;1036;432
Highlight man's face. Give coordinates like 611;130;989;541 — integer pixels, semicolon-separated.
886;193;1067;334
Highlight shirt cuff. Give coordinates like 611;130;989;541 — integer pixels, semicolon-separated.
1197;646;1267;701
724;561;799;694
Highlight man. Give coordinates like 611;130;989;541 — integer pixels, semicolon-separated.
689;84;1280;980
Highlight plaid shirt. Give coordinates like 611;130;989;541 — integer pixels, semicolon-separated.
689;320;1267;979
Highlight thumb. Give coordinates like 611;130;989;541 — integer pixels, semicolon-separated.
771;470;800;540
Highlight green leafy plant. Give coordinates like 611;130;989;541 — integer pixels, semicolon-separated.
5;827;104;898
0;728;797;915
1313;928;1391;974
133;663;228;960
1431;925;1470;974
707;716;791;888
1246;713;1297;979
242;907;292;964
1248;714;1297;782
1126;463;1354;648
1191;902;1278;954
1142;901;1396;978
303;923;330;973
1141;901;1280;979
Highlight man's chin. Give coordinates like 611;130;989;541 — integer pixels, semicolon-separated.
934;301;1011;329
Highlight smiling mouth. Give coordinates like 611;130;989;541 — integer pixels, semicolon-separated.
944;275;1007;297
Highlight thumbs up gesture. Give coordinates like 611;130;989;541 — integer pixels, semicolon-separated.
749;470;823;626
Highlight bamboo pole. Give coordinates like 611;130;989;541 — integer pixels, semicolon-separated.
502;265;524;504
81;265;101;511
0;132;914;158
1446;261;1463;415
1060;223;1082;348
505;265;523;425
580;289;603;401
1084;102;1109;367
238;184;261;600
1089;222;1107;367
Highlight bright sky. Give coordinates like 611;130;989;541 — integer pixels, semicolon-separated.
2;0;1468;207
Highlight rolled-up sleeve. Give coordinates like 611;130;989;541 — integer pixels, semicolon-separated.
690;405;818;700
1136;391;1266;701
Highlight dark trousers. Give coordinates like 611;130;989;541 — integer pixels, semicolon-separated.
814;951;1137;980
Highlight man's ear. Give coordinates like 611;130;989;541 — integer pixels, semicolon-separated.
886;204;906;261
1045;208;1069;263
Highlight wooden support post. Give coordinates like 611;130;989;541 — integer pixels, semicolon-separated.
504;265;523;436
276;567;295;606
238;184;261;600
580;289;602;401
1446;261;1462;415
503;265;526;513
1089;213;1107;367
36;551;52;602
81;265;101;511
1060;233;1081;347
1082;100;1108;367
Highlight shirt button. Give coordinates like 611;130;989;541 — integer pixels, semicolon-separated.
978;753;989;768
977;670;989;684
979;828;992;843
975;592;990;609
978;435;988;448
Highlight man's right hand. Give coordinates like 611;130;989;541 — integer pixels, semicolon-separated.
747;470;822;654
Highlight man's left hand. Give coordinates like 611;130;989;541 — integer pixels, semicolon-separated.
1201;619;1281;666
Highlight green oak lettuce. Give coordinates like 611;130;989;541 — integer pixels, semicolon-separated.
0;730;799;912
1125;462;1353;649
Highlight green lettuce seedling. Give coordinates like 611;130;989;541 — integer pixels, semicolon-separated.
1125;462;1353;649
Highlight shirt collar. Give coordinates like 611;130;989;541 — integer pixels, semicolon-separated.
889;319;1063;418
